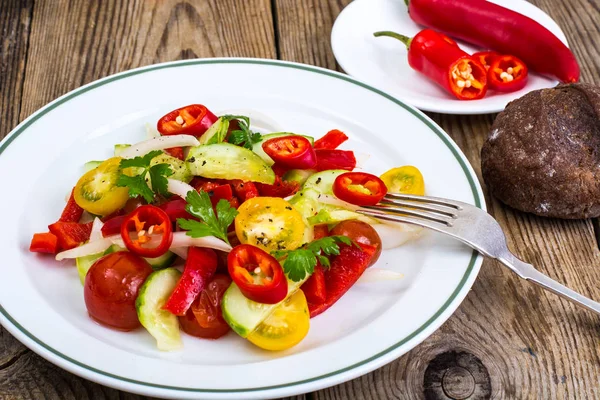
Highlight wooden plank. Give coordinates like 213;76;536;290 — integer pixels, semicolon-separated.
0;0;34;371
3;0;285;399
275;0;600;399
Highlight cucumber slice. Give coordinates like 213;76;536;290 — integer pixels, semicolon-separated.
150;153;192;183
222;278;306;338
198;117;229;145
136;268;183;351
302;169;347;195
145;251;176;270
83;161;103;173
75;245;123;285
283;169;315;186
252;133;315;166
114;144;131;157
186;143;275;184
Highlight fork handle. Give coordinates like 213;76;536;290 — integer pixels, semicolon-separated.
499;253;600;316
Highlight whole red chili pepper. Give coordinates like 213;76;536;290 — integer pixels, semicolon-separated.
406;0;580;83
374;30;488;100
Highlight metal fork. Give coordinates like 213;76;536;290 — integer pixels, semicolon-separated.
357;193;600;316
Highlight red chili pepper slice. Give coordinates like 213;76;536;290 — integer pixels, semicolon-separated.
374;30;488;100
120;205;173;258
488;55;528;93
315;149;356;171
262;136;317;169
157;104;218;137
59;188;84;223
29;232;59;254
228;244;288;304
333;172;387;206
48;221;92;251
163;247;218;316
472;51;500;71
314;129;349;150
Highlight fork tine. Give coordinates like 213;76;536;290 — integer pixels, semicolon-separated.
357;209;446;231
361;204;453;226
384;192;462;209
379;198;458;218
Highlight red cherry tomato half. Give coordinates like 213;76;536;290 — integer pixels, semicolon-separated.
262;136;317;169
156;104;218;137
187;274;232;339
488;55;528;92
227;244;288;304
333;172;387;206
84;252;153;330
120;205;173;258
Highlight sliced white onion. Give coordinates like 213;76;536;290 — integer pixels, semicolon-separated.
170;247;188;260
145;122;160;139
89;218;104;242
170;232;232;253
120;135;200;159
55;235;120;261
357;268;404;283
317;194;359;210
216;108;283;133
371;222;423;250
167;179;195;199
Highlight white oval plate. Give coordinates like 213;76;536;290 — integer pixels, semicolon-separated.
0;59;484;399
331;0;568;114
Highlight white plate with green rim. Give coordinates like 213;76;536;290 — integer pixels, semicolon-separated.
331;0;567;115
0;58;484;399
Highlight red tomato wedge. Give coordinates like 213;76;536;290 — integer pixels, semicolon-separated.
333;172;387;206
315;149;356;171
187;274;232;339
230;180;259;202
228;244;288;304
120;205;173;258
164;247;218;316
262;136;317;169
157;104;218;137
308;244;376;318
314;129;349;150
29;232;59;254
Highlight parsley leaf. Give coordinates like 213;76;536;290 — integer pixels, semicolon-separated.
176;190;239;244
117;151;173;203
223;115;263;149
271;235;357;282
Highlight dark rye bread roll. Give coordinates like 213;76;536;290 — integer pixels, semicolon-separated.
481;83;600;219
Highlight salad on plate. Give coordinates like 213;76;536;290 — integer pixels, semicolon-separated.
29;104;425;352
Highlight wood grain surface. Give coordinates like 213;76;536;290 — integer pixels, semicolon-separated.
1;0;600;399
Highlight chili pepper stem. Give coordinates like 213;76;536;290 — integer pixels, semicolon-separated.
373;31;412;49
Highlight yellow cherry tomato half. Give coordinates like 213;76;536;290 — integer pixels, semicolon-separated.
74;157;129;217
247;289;310;351
380;166;425;196
235;197;306;253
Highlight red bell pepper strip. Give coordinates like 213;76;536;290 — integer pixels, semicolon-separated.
29;232;59;254
308;244;376;318
314;129;349;150
209;184;234;206
164;247;218;316
228;244;288;304
333;172;387;206
230;180;259;202
301;263;326;305
158;199;196;222
406;0;580;83
157;104;218;137
120;205;173;258
59;189;84;223
315;149;356;171
101;215;127;237
262;136;317;169
48;221;92;251
165;147;185;160
374;30;488;100
472;51;499;71
256;175;300;198
488;55;528;93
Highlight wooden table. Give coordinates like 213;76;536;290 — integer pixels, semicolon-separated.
1;0;599;398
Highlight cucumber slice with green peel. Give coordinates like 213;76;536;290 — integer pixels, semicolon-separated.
252;133;315;166
198;117;230;145
83;161;103;172
283;169;315;186
114;144;131;157
136;268;183;351
150;153;192;183
302;169;347;195
186;143;275;184
75;245;123;285
222;278;307;338
145;251;176;270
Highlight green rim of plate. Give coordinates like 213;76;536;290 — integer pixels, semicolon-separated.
0;58;483;394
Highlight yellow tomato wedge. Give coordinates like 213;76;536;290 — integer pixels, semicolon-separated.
235;197;306;253
380;166;425;195
74;157;129;216
247;290;310;351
